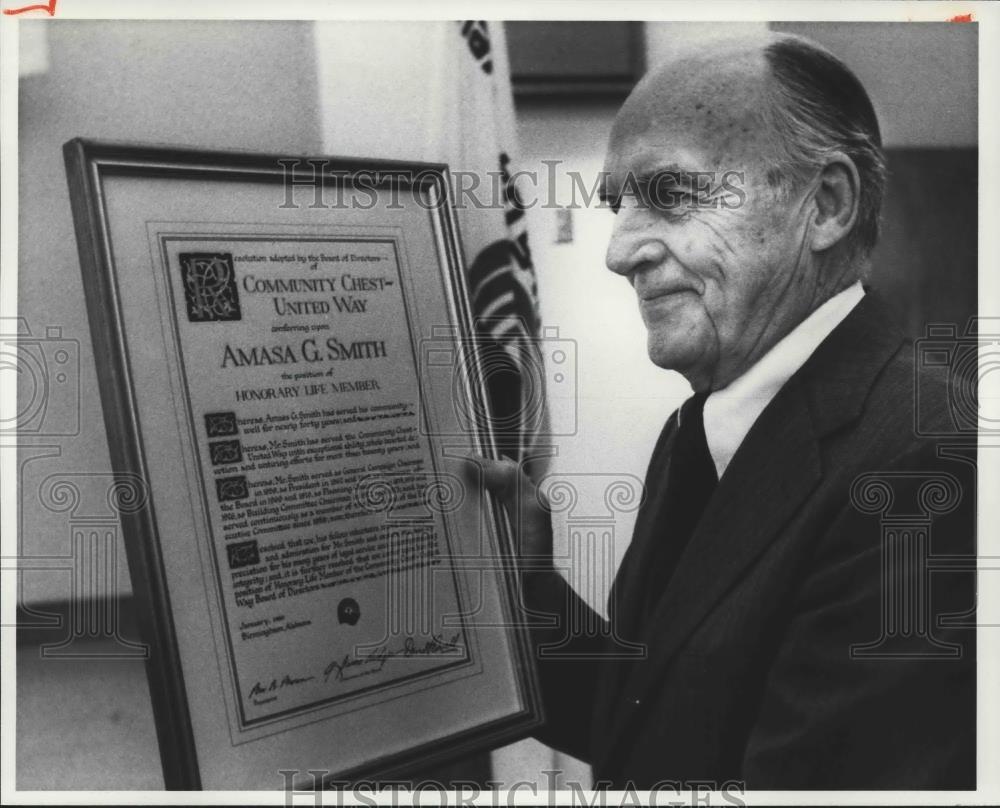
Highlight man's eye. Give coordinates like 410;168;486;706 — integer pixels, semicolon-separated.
645;186;697;219
647;182;690;209
663;194;694;218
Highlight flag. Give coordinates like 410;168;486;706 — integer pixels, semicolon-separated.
314;20;547;466
439;21;548;466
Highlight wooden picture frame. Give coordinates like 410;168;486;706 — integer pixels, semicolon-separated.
63;139;542;789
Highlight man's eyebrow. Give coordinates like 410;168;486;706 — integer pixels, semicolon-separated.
597;162;695;207
612;164;694;191
638;161;685;175
634;164;696;186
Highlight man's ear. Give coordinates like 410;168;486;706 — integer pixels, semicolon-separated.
809;153;861;252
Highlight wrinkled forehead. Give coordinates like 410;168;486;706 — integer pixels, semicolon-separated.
603;46;773;185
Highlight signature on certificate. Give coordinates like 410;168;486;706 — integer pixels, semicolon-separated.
248;672;316;705
323;632;465;683
247;632;465;705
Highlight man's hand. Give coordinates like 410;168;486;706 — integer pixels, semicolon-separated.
473;456;609;765
469;455;554;569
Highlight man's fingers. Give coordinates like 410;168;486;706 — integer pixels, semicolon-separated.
457;453;513;496
472;456;543;510
459;454;549;519
480;456;520;498
459;454;553;560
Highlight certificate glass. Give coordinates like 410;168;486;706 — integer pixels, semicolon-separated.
63;140;541;789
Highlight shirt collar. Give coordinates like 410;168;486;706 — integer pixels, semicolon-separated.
702;281;866;479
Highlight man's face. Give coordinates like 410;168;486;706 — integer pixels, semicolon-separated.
601;50;818;391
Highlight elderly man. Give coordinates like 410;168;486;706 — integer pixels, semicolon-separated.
481;33;975;789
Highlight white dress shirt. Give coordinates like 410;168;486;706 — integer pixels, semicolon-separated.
702;281;865;479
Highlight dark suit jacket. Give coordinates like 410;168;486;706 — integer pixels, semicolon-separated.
528;292;976;789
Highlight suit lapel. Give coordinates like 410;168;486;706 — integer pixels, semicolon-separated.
593;292;906;773
594;377;823;769
608;418;679;643
589;419;679;749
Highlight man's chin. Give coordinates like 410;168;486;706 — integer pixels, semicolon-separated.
647;342;701;374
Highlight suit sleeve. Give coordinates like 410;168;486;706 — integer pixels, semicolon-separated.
741;444;976;789
523;570;610;762
525;415;677;763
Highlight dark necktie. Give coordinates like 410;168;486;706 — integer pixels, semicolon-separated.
640;391;718;618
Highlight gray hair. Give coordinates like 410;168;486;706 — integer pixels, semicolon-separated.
762;34;887;258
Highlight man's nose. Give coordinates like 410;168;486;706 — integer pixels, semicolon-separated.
605;206;668;277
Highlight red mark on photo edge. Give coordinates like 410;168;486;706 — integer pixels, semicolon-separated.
2;0;57;15
948;13;973;23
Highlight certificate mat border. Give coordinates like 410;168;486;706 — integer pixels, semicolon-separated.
62;138;543;789
156;232;474;734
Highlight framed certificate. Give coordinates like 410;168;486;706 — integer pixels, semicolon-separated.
63;139;541;789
